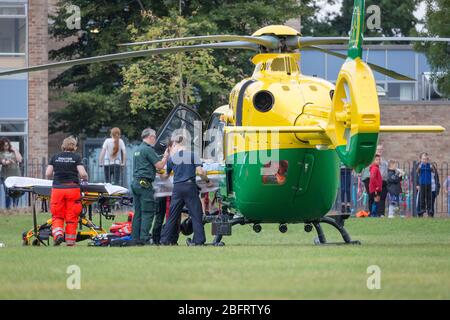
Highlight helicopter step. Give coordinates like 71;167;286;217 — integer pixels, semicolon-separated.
307;216;361;246
208;215;248;246
326;213;351;228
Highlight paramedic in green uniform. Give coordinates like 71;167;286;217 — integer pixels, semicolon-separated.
131;128;168;244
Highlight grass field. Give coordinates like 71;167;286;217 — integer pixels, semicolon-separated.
0;212;449;300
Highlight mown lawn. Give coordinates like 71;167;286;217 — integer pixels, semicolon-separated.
0;212;449;300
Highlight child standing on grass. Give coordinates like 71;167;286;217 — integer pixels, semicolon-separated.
387;160;404;218
417;152;434;217
369;155;383;217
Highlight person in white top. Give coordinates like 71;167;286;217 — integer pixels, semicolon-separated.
99;127;127;185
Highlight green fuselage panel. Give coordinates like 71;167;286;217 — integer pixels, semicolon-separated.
225;148;340;223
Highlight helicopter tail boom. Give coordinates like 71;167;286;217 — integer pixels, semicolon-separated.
224;126;325;134
379;126;445;133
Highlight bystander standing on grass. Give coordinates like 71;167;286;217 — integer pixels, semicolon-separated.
369;155;383;218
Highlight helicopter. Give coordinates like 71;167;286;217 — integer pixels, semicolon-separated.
1;0;448;246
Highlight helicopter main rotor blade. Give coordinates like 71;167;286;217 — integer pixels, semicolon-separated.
0;41;258;77
119;35;279;49
295;36;450;47
306;46;415;81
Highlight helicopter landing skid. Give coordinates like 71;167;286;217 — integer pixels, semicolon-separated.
310;216;361;246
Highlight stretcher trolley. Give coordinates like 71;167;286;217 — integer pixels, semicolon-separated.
4;177;131;246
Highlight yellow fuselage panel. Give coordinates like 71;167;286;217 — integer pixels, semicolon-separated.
252;25;300;37
227;53;335;155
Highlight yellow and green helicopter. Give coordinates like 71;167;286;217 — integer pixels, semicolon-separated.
1;0;448;245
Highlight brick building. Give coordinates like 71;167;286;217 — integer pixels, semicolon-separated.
0;2;449;173
379;102;450;164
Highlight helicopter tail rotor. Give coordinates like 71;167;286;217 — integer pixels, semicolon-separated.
326;58;380;172
324;0;379;172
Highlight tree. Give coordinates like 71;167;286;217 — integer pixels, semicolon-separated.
173;0;318;111
330;0;420;36
49;0;331;139
416;0;450;97
121;12;233;122
49;0;164;140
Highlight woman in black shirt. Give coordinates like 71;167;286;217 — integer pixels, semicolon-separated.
45;137;88;246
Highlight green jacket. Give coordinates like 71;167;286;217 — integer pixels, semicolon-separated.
132;142;160;181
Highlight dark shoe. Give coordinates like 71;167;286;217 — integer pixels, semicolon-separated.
186;238;205;246
346;204;351;214
160;241;178;246
341;204;346;214
144;238;155;246
54;236;64;246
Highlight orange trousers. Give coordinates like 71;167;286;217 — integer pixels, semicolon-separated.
50;187;82;246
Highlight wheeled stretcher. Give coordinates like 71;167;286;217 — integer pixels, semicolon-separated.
5;177;131;246
5;165;226;246
153;170;225;198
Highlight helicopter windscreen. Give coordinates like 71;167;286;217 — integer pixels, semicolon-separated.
203;112;225;162
155;104;203;156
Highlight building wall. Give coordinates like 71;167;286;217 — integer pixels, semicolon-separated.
379;102;450;165
28;0;49;161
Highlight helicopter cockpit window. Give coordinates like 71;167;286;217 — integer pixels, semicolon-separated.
262;161;288;185
270;58;286;72
155;104;202;156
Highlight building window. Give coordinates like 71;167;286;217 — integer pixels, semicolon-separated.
0;122;25;132
387;83;415;101
0;120;27;164
0;3;28;167
0;3;27;69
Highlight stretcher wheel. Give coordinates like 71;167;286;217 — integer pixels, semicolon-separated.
304;224;313;233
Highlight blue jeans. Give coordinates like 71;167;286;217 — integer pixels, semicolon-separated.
340;168;352;204
104;165;122;186
1;177;19;209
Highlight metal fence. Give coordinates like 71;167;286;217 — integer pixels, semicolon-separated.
332;162;450;218
2;159;450;217
0;158;135;210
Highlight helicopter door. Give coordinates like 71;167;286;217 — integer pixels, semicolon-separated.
295;153;315;196
203;112;225;161
155;104;203;156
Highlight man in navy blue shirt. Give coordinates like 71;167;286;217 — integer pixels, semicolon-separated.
160;135;210;246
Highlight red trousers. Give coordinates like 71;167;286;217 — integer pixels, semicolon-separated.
50;187;82;246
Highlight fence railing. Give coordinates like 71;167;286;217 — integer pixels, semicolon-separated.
332;162;450;218
2;159;450;217
0;157;135;210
